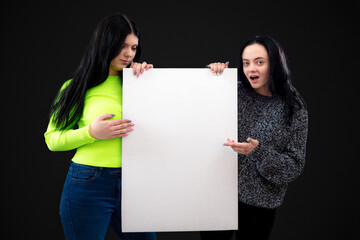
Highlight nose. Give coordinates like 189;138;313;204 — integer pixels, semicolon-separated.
248;63;257;72
124;47;135;59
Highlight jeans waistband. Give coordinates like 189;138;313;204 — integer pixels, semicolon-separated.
70;161;122;174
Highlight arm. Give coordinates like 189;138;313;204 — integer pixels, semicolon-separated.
44;80;96;151
44;118;96;152
44;76;137;151
44;113;134;152
252;109;309;185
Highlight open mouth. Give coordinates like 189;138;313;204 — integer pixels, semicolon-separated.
250;76;259;81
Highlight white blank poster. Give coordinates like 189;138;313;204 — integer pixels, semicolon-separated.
122;68;238;232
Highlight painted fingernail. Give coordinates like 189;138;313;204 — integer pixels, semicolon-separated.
136;73;139;78
130;123;135;126
127;120;132;123
123;134;128;136
133;71;136;76
110;114;116;117
220;72;223;75
247;137;251;142
226;61;230;66
128;128;133;131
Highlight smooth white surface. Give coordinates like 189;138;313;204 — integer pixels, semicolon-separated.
122;68;238;232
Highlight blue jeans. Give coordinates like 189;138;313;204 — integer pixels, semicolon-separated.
60;162;157;240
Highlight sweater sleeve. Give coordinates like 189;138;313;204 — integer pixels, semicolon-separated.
252;109;309;185
44;121;96;151
44;80;97;151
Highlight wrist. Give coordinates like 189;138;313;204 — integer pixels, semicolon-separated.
88;124;97;139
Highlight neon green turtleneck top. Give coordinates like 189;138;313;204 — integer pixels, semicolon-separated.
44;75;123;168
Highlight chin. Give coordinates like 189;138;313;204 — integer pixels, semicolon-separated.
249;83;258;89
117;65;126;70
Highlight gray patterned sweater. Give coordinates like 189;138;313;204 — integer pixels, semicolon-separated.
237;83;308;209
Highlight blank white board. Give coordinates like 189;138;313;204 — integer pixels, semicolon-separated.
122;68;238;232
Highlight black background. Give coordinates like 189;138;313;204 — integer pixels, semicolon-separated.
1;0;359;239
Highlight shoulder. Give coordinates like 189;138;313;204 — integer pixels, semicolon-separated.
293;91;308;120
238;81;247;92
291;108;309;129
238;81;253;99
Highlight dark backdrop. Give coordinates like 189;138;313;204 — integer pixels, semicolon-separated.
1;0;358;239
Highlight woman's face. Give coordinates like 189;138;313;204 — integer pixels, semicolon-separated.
109;33;139;75
242;43;271;96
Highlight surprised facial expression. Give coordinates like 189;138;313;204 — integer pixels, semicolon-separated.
242;43;271;96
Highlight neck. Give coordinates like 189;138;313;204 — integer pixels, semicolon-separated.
255;88;272;97
109;68;122;76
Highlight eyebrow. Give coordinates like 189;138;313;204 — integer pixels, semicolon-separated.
243;57;265;61
124;43;138;47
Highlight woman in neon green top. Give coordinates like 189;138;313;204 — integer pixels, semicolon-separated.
44;13;156;240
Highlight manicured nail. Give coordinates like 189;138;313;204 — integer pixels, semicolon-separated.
136;73;139;78
133;71;136;76
220;72;223;75
226;61;230;66
246;137;251;142
123;134;128;136
130;123;135;126
146;66;149;71
127;120;132;123
128;128;133;131
110;114;116;117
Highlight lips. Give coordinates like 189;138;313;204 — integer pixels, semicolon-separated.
120;60;130;65
249;75;259;82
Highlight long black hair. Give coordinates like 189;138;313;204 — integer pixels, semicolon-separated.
50;13;141;130
238;35;306;123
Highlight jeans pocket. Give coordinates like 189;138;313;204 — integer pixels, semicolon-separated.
71;167;100;182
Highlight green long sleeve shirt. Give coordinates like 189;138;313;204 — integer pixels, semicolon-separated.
44;75;124;167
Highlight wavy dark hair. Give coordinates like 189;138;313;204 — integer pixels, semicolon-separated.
238;35;306;123
50;13;141;130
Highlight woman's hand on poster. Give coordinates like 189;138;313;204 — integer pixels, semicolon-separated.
224;137;259;155
89;113;134;139
130;61;153;77
207;61;229;75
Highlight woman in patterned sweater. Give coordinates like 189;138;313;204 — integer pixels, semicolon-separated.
202;35;308;240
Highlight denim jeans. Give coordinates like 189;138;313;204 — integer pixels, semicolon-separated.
60;162;157;240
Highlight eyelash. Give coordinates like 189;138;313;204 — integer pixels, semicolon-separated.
122;45;137;51
243;61;264;66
